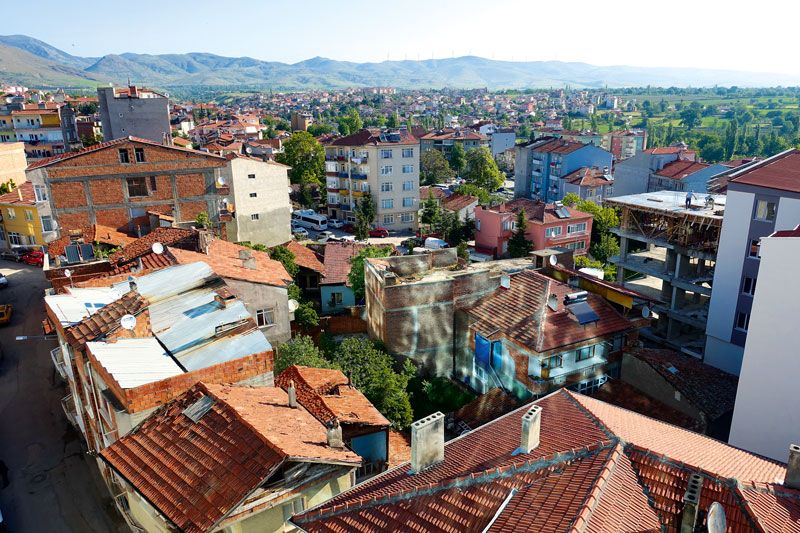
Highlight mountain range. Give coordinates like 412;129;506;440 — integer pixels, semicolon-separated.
1;34;799;91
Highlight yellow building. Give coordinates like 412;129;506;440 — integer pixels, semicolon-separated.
0;111;15;142
0;182;53;249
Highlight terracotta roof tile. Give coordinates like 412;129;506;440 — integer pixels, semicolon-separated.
279;241;325;274
419;186;447;201
728;148;800;193
327;129;417;147
321;242;372;286
486;198;594;225
561;167;614;188
441;193;478;212
63;291;148;347
108;227;197;264
276;366;389;428
0;182;36;205
530;138;588;155
387;431;411;468
652;159;711;180
451;388;520;431
48;224;137;258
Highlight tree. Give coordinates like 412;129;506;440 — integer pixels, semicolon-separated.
454;184;490;205
463;147;504;191
275;335;336;375
294;302;319;330
562;192;581;207
590;233;620;264
387;113;399;128
449;143;466;176
507;209;533;258
420;149;455;185
420;191;441;229
195;211;211;229
307;123;334;137
456;241;469;261
724;120;738;160
347;245;393;300
354;193;376;241
276;132;325;185
331;338;414;429
699;141;725;163
269;245;300;278
679;108;701;130
78;102;98;115
337;107;363;136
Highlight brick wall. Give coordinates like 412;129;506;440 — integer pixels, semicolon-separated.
95;208;129;230
178;200;208;222
176;173;207;197
90;179;125;205
52;181;86;208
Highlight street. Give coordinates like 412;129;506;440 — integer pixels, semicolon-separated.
0;262;126;532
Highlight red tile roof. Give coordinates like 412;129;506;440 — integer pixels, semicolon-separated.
530;138;588;155
728;148;800;193
63;291;148;347
552;264;662;303
771;225;800;238
652;159;711;180
276;366;389;428
108;227;197;264
419;186;447;201
278;240;325;274
167;239;292;287
387;431;411;468
320;242;371;286
441;193;478;212
643;147;696;155
48;224;137;258
451;387;520;431
293;389;794;533
466;270;632;354
101;383;361;533
326;129;417;147
0;182;36;205
419;129;487;141
487;198;594;225
561;167;614;187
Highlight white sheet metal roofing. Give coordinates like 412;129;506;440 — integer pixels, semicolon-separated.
86;338;183;388
45;287;123;326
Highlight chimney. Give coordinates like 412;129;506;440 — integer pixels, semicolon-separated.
136;257;143;272
520;405;542;453
198;231;213;254
326;419;343;448
680;473;703;533
410;412;445;473
547;293;558;312
288;379;297;408
238;249;252;260
243;257;257;270
17;187;22;202
785;444;800;490
129;280;138;292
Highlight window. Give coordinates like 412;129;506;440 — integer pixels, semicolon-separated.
381;182;393;192
149;176;157;192
6;208;14;220
28;235;36;245
400;213;414;223
510;221;517;230
33;184;47;202
283;498;305;521
380;166;393;175
476;219;481;231
248;173;256;179
381;149;393;159
542;355;562;370
567;222;587;234
565;240;585;250
612;334;627;351
576;345;594;362
24;209;33;222
383;214;394;225
330;292;343;305
502;221;510;231
545;226;562;237
0;227;5;241
126;177;148;197
403;181;414;191
256;308;275;327
249;192;258;198
402;148;414;158
742;277;757;296
7;232;21;246
403;197;414;207
402;165;414;174
118;148;130;163
748;239;761;258
381;199;394;209
735;311;750;331
41;215;53;232
134;148;146;163
754;200;776;221
251;213;259;220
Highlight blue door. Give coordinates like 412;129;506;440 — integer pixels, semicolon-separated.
491;341;502;371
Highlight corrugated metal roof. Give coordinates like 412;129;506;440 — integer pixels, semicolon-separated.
45;287;122;326
110;262;216;303
86;338;183;388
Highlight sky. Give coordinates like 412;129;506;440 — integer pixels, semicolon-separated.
6;0;800;75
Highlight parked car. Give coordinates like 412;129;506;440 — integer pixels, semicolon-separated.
0;304;12;325
368;227;390;238
21;250;45;267
0;273;7;288
0;247;35;262
293;228;309;239
342;223;355;233
425;237;450;249
401;237;424;249
328;218;344;228
317;231;335;242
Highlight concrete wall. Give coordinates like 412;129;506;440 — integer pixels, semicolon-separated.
226;278;291;347
490;131;516;157
98;87;171;144
225;157;292;247
729;234;800;462
0;142;27;186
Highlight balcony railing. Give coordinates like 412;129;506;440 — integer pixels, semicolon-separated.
352;190;367;197
351;154;368;163
61;394;79;428
351;173;368;180
340;204;352;211
338;172;348;178
51;347;67;380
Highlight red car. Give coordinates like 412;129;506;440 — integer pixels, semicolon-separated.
342;223;355;233
21;250;44;267
368;228;390;238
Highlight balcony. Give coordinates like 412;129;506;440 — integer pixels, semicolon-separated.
61;394;80;428
340;204;352;211
351;154;368;163
352;190;367;197
51;347;67;380
338;172;349;178
351;173;368;180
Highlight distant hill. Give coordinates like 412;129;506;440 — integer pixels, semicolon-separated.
2;34;800;90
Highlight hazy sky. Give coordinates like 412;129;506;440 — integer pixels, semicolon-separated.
7;0;800;74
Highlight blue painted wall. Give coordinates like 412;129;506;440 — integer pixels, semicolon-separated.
321;284;355;315
350;430;387;463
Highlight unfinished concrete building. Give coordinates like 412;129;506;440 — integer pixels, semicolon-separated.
604;190;726;357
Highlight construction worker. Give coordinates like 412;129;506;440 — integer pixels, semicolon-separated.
685;190;697;210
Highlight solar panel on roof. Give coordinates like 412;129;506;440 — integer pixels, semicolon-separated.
79;244;95;262
568;300;599;325
64;245;80;263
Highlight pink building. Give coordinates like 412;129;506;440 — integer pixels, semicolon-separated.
474;198;594;258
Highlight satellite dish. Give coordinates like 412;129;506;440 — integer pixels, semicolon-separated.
245;146;252;154
64;269;72;278
549;255;558;266
120;314;136;331
707;502;726;533
288;299;300;312
216;175;227;187
226;203;236;213
641;306;651;319
151;242;164;254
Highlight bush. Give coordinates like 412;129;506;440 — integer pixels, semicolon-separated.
275;335;336;375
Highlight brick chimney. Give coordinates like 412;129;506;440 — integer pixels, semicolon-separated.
288;379;297;408
785;444;800;490
410;412;444;473
520;405;542;453
326;419;343;448
680;473;703;533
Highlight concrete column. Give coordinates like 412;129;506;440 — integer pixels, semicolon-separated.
616;236;629;284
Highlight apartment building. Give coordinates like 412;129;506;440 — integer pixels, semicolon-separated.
612;145;697;197
559;166;614;203
705;149;800;375
418;128;488;157
532;128;647;160
11;108;73;158
25;136;228;236
324;129;420;232
0;182;55;248
98;85;171;144
0;141;27;186
514;138;613;203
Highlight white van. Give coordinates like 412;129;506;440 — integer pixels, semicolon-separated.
424;237;449;250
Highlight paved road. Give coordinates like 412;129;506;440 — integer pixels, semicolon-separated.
0;262;126;532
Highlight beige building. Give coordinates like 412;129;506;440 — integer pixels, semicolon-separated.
0;142;27;187
221;153;292;246
324;129;420;232
291;112;312;132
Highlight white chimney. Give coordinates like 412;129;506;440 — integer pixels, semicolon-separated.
680;473;703;533
520;405;542;453
288;379;297;409
410;412;444;473
785;444;800;490
547;294;558;312
326;419;343;449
